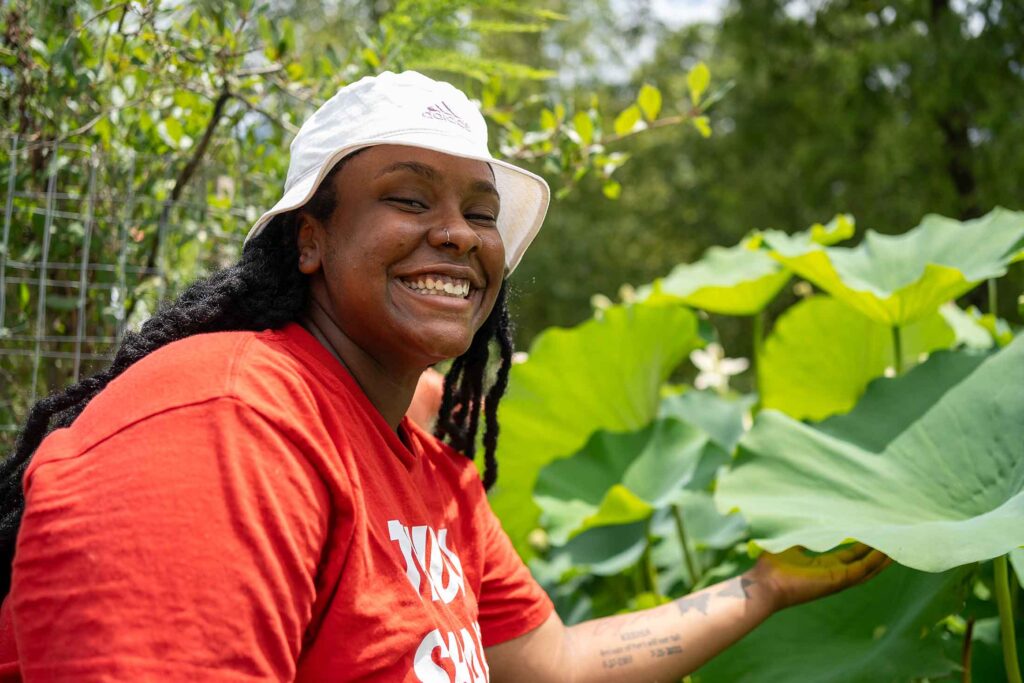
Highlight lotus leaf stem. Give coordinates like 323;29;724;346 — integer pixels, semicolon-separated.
994;555;1022;683
642;515;662;599
962;617;974;683
988;278;998;316
671;503;701;587
891;325;903;375
752;310;765;392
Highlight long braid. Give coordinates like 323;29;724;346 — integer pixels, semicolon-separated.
435;284;514;489
480;291;513;490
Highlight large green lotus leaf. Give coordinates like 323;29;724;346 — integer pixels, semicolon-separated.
761;296;954;420
491;303;699;556
651;491;748;587
658;389;756;453
695;565;971;683
534;418;709;544
763;207;1024;325
939;302;997;349
966;616;1024;682
642;242;791;315
717;337;1024;572
1011;548;1024;589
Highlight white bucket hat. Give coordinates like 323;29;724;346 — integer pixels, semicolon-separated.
245;70;550;273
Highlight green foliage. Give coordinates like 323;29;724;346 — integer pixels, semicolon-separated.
764;208;1024;326
759;296;954;420
695;566;973;682
718;339;1024;572
505;190;1021;675
535;418;708;543
641;239;790;316
491;302;700;557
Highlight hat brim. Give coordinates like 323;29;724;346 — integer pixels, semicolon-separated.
244;131;550;273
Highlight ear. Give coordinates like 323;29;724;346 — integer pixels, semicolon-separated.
296;212;324;275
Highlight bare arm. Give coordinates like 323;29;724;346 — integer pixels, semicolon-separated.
486;544;890;683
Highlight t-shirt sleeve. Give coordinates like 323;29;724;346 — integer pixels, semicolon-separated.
474;493;554;648
11;398;331;682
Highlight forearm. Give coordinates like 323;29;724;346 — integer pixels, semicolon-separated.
562;570;775;682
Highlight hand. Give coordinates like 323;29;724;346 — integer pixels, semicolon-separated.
749;542;892;612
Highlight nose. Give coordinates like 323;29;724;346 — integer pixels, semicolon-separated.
428;214;483;255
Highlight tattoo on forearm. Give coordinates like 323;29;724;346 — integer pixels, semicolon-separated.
620;628;652;641
715;576;755;599
601;654;633;670
675;592;710;616
600;631;684;669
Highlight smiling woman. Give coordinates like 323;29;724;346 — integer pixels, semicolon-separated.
0;71;888;683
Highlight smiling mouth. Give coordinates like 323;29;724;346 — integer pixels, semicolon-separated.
399;274;472;299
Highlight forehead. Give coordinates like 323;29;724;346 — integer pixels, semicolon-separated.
346;145;496;189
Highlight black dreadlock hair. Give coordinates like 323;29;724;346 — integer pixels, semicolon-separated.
0;157;515;598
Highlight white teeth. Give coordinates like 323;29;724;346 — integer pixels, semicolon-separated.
401;275;472;299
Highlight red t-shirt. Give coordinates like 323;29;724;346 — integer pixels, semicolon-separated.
0;323;552;681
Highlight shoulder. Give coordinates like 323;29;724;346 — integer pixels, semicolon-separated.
51;327;330;457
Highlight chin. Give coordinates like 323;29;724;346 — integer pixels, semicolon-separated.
405;328;476;365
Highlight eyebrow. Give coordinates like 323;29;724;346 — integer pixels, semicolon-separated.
376;161;500;199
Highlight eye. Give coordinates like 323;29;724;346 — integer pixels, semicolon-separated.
465;212;497;225
385;197;428;211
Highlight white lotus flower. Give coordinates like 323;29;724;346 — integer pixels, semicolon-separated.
690;343;749;394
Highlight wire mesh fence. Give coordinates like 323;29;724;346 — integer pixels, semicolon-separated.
0;135;269;447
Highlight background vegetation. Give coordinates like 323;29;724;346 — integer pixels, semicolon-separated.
2;0;1022;680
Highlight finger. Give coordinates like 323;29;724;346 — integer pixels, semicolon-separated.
846;550;890;584
830;542;874;564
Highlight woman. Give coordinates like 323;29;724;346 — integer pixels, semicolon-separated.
0;71;888;681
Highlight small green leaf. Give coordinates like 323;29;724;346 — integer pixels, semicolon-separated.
540;108;557;132
692;116;711;138
687;62;710;105
572;111;594;146
602;179;621;200
637;83;662;121
361;47;380;67
614;105;642;136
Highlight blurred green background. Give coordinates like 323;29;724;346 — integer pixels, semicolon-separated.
1;0;1022;433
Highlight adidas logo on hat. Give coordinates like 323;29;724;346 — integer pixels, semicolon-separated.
422;101;469;131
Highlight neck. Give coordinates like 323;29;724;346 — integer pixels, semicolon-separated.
301;295;422;431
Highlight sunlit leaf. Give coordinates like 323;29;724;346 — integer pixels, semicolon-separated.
602;179;621;200
804;213;855;246
687;62;710;105
760;296;955;420
614;105;643;136
637;83;662;121
718;338;1024;572
640;240;790;315
573;111;594;146
763;207;1024;326
692;116;711;138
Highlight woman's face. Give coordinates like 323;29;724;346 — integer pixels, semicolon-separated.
298;145;505;372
